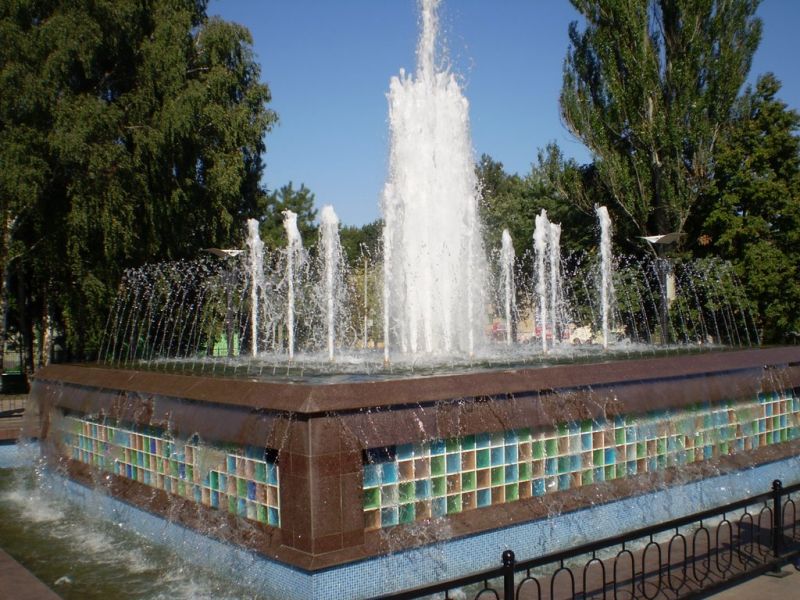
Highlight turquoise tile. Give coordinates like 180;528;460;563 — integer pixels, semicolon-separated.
432;497;447;518
415;480;431;499
381;507;399;527
446;454;460;474
504;464;518;482
491;447;504;466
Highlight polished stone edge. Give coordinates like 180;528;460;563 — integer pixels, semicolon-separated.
32;347;800;414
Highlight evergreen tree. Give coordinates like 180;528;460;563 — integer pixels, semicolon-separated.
691;74;800;342
258;182;318;250
0;0;276;363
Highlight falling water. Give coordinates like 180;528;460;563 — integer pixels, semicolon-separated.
500;229;515;345
533;210;549;353
549;222;562;344
283;210;303;360
319;206;340;362
381;0;486;358
245;219;264;357
596;205;614;350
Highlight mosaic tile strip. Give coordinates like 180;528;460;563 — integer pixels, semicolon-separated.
60;415;280;527
363;391;800;530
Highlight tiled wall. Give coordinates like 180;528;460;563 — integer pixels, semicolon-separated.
363;391;800;530
60;415;280;527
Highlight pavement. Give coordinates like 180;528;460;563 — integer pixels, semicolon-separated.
710;567;799;599
0;394;29;442
0;548;60;600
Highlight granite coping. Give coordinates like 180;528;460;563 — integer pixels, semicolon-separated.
32;347;800;416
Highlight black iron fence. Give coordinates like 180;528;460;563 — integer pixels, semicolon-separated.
376;479;800;600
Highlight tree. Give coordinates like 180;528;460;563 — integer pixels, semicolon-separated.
478;153;594;262
0;0;276;364
561;0;762;250
258;182;318;250
690;74;800;342
339;219;383;265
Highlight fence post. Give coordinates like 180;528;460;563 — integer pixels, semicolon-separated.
772;479;783;567
502;550;515;600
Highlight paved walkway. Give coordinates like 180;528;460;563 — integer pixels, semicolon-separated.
710;567;799;598
0;394;29;442
0;549;60;600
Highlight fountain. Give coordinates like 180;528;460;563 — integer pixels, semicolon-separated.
318;205;342;362
596;205;614;350
500;229;515;345
283;209;304;360
246;219;266;356
381;0;485;358
9;1;800;599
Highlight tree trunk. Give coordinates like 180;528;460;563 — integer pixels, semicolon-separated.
38;286;51;367
0;213;11;372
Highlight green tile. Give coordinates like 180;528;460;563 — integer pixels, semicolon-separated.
399;503;415;524
582;469;593;484
545;439;558;457
254;462;267;482
447;495;462;514
516;428;531;442
462;434;476;450
593;449;604;466
431;455;445;476
257;504;268;523
581;419;593;433
557;423;568;435
461;471;476;491
533;441;544;460
615;429;624;445
477;449;490;468
505;483;519;501
604;465;616;480
363;487;380;510
519;462;531;481
432;476;446;497
228;496;236;513
491;467;504;486
399;482;415;503
446;438;460;453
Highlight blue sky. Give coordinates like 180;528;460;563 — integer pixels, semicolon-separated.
209;1;800;227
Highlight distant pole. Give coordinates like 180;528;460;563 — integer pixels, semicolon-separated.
363;253;368;349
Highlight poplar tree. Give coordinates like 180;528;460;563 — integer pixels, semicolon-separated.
560;0;762;248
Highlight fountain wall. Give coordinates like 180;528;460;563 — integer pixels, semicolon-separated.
30;347;800;595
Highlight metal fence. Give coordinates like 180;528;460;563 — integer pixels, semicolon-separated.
376;479;800;600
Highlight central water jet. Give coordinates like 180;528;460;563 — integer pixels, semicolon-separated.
381;0;486;359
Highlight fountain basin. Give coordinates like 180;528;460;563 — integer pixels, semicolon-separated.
29;347;800;596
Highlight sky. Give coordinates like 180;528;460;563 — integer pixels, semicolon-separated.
208;0;800;227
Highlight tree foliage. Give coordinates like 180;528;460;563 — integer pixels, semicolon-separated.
690;74;800;342
258;182;318;250
339;219;383;265
0;0;276;363
561;0;762;247
478;153;595;262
